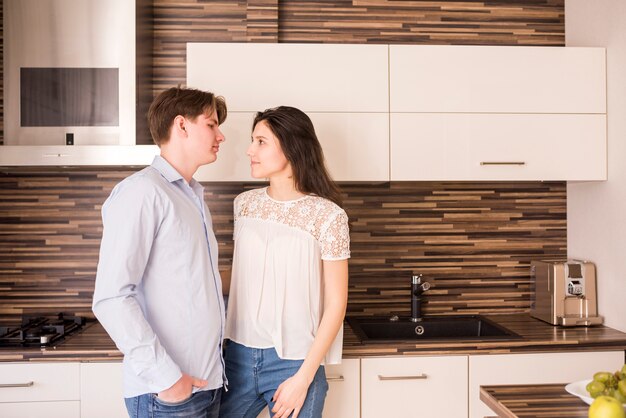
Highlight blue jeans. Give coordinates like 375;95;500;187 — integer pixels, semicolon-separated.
219;341;328;418
125;388;222;418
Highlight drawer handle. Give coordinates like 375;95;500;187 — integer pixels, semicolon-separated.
43;153;71;158
378;374;428;381
0;381;35;388
480;161;526;166
326;375;344;382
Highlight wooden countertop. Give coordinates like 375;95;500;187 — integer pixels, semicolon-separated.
1;314;626;362
480;383;590;417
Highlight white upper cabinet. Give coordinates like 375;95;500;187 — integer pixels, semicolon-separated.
195;112;389;182
187;43;389;113
390;45;606;114
391;113;606;181
389;45;607;181
189;43;390;181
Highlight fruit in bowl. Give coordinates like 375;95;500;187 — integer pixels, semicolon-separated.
586;365;626;401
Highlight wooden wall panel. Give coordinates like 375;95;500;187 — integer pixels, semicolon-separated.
0;171;566;320
278;0;564;45
247;0;279;42
151;0;249;96
0;1;567;321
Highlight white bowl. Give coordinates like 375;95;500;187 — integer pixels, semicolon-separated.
565;379;626;408
565;379;595;405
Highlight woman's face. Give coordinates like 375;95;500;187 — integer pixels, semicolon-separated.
247;120;292;179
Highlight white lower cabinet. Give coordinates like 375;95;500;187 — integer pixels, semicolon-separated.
0;401;80;418
469;350;625;418
258;358;361;418
0;362;80;417
361;355;468;418
323;359;360;418
80;362;127;418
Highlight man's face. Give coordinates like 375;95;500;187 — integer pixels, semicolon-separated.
183;110;225;165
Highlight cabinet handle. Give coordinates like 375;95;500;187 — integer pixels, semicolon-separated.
326;375;344;382
43;153;71;158
480;161;526;166
378;374;428;381
0;381;35;388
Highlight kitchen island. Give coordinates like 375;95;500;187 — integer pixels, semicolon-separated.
480;383;590;418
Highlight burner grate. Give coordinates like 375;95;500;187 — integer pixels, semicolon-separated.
0;313;86;347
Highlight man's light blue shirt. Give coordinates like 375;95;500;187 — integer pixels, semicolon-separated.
93;156;226;397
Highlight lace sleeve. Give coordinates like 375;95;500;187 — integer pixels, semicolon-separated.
233;194;243;240
319;210;350;261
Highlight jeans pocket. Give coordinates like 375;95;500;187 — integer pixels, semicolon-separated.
153;392;194;407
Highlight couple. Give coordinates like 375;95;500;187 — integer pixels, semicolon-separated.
92;87;350;418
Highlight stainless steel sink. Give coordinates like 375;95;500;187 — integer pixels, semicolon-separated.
347;315;520;342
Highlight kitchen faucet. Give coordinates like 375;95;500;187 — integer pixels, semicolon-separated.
411;274;431;322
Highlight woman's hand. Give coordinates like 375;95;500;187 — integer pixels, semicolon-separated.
271;372;310;418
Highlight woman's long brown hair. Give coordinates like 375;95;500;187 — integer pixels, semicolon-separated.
253;106;343;207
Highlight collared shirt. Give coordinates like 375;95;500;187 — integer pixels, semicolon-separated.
93;156;226;398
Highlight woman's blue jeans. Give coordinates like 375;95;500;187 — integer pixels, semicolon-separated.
219;340;328;418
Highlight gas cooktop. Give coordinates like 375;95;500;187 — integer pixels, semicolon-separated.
0;313;87;347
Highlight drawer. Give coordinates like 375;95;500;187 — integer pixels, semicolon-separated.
0;363;80;402
0;401;80;418
361;355;468;418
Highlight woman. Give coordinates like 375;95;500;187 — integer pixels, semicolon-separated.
219;106;350;418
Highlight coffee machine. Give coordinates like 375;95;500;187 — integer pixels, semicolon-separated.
530;260;603;326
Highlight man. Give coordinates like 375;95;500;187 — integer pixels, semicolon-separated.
93;87;227;417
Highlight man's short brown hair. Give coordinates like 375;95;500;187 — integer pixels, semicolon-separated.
147;87;227;146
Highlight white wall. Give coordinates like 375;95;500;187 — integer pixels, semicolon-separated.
566;0;626;331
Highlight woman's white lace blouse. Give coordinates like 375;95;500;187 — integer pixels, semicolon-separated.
224;187;350;364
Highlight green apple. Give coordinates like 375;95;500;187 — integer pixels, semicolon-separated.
588;396;626;418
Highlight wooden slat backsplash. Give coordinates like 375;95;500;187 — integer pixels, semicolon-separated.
278;0;565;45
0;171;565;320
0;1;567;319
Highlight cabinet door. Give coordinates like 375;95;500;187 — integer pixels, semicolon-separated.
0;401;80;418
469;351;625;418
257;359;361;418
390;45;605;114
391;113;606;181
361;356;468;418
196;112;389;182
80;362;127;418
323;359;360;418
0;362;79;402
188;43;388;113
